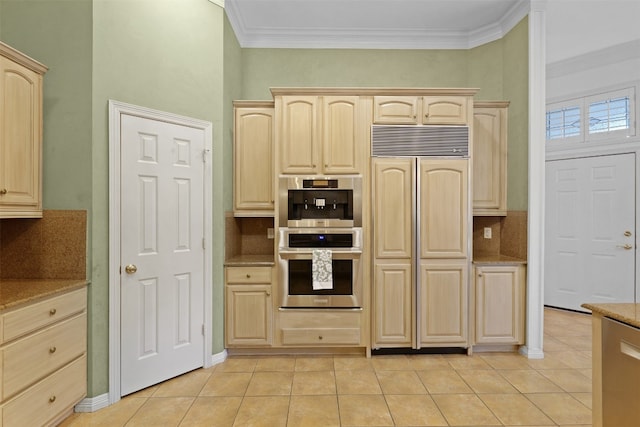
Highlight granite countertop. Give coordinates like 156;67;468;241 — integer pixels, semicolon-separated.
225;254;275;267
582;302;640;329
0;279;89;311
473;254;527;265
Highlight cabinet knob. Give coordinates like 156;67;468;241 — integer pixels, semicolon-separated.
0;188;6;195
246;274;251;278
318;336;323;340
49;346;57;354
266;290;271;296
478;273;483;277
49;395;56;403
49;308;57;316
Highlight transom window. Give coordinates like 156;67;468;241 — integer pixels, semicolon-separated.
546;87;635;144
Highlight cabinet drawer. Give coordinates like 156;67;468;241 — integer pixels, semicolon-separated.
1;355;86;427
1;287;86;344
1;313;86;400
226;267;272;284
281;328;361;345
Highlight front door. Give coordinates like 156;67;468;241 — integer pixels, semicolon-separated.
120;113;206;396
545;153;636;311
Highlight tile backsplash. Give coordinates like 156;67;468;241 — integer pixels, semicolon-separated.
0;210;87;279
473;210;527;260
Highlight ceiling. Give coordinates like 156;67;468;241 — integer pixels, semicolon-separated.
225;0;530;50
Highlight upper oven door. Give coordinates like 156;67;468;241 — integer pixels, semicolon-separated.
278;176;362;228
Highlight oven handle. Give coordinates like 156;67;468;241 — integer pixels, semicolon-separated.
278;250;362;260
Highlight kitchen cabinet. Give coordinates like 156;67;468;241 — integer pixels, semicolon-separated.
0;42;47;218
473;102;509;216
276;95;365;175
473;264;525;345
233;101;275;216
372;157;470;349
0;287;87;427
373;95;471;125
225;266;273;347
278;309;363;346
419;259;468;345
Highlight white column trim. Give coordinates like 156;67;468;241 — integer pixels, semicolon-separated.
521;0;547;359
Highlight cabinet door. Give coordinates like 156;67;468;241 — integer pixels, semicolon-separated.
419;158;468;258
226;284;272;346
234;106;274;212
419;259;468;346
473;105;507;215
0;55;42;217
279;96;319;174
373;261;413;347
373;158;413;259
422;96;469;125
373;96;419;124
322;96;361;174
474;265;525;345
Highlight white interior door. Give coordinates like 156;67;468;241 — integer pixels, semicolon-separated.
545;153;636;311
120;113;205;396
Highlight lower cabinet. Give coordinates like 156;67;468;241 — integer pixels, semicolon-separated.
0;287;87;427
278;309;363;346
225;266;273;347
473;264;526;345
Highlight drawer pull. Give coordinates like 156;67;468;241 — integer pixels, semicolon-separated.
0;188;6;195
49;346;57;354
49;395;56;403
246;274;251;278
49;308;57;316
318;335;323;340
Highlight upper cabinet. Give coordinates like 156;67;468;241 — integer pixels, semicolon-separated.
374;95;471;125
473;101;509;216
275;93;365;175
233;101;275;215
0;42;47;218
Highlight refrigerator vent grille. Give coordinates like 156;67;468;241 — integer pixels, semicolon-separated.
371;125;469;157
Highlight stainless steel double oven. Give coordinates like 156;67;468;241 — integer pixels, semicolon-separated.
278;176;363;309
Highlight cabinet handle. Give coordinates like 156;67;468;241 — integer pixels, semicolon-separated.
49;308;57;316
49;346;57;354
0;188;6;195
49;395;56;403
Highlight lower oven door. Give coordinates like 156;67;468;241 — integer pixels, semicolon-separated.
278;251;362;308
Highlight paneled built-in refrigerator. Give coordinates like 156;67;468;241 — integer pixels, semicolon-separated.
371;125;471;350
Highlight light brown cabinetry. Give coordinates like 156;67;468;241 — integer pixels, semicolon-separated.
233;101;275;215
0;42;47;218
372;157;470;348
225;266;273;347
373;95;471;125
473;264;525;345
276;95;364;175
473;102;509;216
0;287;87;427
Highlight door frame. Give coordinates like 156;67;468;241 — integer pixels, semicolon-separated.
108;100;213;404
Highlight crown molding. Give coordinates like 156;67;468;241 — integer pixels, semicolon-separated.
547;38;640;78
226;0;530;50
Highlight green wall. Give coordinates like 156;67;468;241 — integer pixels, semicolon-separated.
0;1;528;399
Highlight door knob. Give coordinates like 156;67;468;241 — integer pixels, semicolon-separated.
616;244;633;250
125;264;138;274
624;231;632;237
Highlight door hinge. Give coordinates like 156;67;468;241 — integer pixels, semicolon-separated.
202;238;205;249
202;149;210;163
202;324;205;336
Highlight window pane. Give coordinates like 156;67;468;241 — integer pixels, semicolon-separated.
589;96;630;134
546;106;580;140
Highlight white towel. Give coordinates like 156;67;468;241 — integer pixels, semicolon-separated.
312;249;333;290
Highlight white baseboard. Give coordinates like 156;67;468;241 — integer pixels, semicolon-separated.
75;393;110;413
210;349;228;366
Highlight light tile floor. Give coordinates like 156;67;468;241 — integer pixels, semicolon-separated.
61;307;593;426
